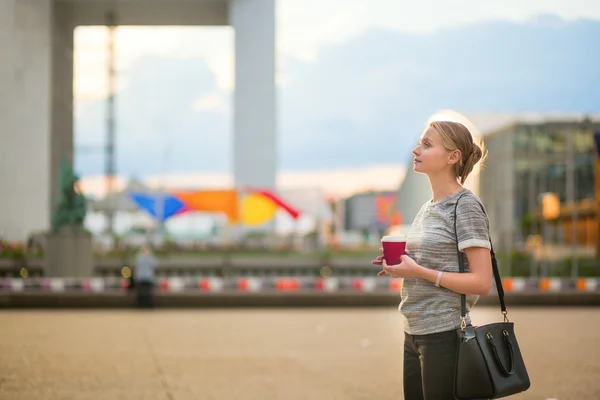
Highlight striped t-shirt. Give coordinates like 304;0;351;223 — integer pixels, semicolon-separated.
399;187;491;335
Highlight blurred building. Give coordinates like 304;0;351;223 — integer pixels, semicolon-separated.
396;110;600;254
480;114;600;253
341;191;401;234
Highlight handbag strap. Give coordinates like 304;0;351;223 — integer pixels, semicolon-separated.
453;193;508;325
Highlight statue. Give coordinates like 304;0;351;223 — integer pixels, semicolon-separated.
44;155;93;277
51;156;87;231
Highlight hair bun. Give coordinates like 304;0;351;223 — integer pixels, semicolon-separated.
471;143;483;164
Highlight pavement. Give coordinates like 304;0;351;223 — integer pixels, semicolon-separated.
0;307;598;400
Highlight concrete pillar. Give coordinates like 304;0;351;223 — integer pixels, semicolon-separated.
0;1;74;241
1;0;53;241
230;0;276;190
51;3;75;213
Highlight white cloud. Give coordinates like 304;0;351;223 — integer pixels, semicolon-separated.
74;26;233;101
277;0;600;61
276;164;406;198
193;91;231;115
79;164;406;199
74;0;600;101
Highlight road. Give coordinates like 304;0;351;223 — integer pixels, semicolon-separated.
0;307;598;399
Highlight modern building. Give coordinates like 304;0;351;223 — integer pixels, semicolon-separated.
342;191;400;234
1;0;276;242
396;110;600;256
479;113;600;254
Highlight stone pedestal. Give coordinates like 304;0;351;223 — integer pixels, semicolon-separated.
44;227;93;277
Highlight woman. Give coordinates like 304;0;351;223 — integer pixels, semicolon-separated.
372;121;492;400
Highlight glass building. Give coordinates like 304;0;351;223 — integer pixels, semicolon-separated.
479;116;600;252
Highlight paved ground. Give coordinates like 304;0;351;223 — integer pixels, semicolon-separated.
0;307;598;400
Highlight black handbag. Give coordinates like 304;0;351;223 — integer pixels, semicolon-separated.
453;194;530;400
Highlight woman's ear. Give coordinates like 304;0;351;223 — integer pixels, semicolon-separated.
448;149;462;165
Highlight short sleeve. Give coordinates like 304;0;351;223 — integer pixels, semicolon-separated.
455;195;491;252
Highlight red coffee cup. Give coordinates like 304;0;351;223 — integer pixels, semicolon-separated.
381;235;406;265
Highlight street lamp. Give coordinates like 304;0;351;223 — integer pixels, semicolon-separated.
541;192;561;220
539;192;560;277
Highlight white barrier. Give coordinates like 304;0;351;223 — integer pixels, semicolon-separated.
1;277;598;294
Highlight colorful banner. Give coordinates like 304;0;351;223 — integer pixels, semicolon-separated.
241;193;278;225
128;188;301;225
173;190;239;222
128;193;186;222
256;190;301;219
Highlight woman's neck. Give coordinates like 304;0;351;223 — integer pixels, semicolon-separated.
428;174;463;203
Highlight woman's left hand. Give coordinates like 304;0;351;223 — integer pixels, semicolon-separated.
378;254;422;279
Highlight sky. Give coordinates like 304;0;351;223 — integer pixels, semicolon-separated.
74;0;600;198
74;0;600;100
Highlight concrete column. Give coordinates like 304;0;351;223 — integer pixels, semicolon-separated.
0;1;74;241
0;0;53;241
51;3;75;213
230;0;276;190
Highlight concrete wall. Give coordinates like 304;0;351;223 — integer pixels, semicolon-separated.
52;2;76;216
0;0;75;241
60;0;228;26
3;292;599;308
1;0;54;240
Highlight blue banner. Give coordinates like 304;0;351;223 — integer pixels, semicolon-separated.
128;192;186;222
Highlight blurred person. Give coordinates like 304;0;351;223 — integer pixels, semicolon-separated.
372;121;492;400
135;245;158;308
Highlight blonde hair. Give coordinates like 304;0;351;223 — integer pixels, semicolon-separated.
429;121;488;184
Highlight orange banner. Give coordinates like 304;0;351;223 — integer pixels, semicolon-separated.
173;190;239;222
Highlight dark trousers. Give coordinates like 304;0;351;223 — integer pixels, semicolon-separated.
136;281;155;308
403;328;460;400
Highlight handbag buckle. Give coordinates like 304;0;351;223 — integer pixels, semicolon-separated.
460;316;467;331
502;311;509;322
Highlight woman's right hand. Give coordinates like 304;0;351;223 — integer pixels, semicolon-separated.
371;248;387;276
